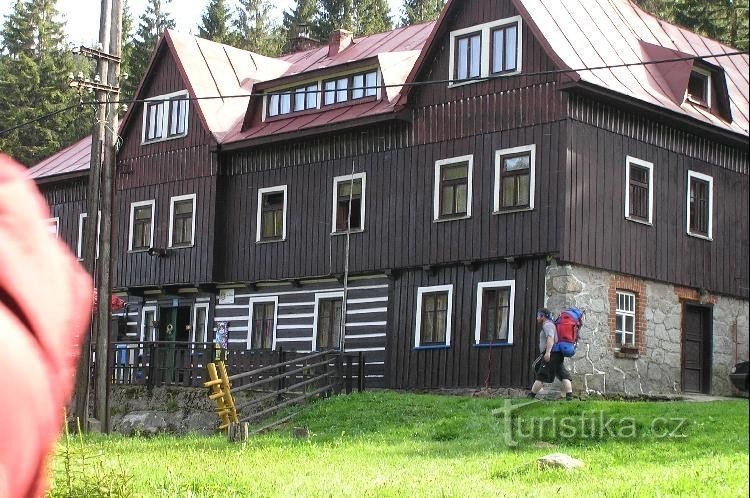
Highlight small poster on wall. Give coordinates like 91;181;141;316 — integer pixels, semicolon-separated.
218;288;235;304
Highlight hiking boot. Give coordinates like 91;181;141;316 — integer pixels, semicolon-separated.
565;392;574;401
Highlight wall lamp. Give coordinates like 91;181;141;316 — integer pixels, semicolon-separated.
147;247;169;258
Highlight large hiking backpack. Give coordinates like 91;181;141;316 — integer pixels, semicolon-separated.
552;307;585;357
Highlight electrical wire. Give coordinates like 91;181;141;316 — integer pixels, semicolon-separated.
0;49;746;137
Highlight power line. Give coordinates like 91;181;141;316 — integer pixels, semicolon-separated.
1;49;747;137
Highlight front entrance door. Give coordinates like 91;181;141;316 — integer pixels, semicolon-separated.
681;304;712;394
158;306;191;383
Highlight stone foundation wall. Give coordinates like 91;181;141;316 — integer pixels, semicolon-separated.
545;262;749;396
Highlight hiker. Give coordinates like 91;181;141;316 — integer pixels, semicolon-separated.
0;154;92;497
529;308;574;400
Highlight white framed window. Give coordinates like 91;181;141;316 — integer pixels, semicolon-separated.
474;280;516;345
141;305;157;342
687;171;713;240
168;194;196;248
434;155;473;221
625;156;654;225
313;291;345;351
494;145;535;213
248;297;278;350
615;291;636;346
141;90;189;143
448;16;522;86
128;200;155;251
686;66;711;108
47;217;59;236
77;211;100;260
192;303;210;343
415;284;453;348
332;173;366;234
256;185;287;242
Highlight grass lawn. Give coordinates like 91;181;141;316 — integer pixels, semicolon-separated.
48;392;748;497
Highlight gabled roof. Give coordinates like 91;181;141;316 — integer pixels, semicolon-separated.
400;0;748;137
26;135;91;181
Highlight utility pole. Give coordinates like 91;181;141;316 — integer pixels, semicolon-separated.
70;0;121;432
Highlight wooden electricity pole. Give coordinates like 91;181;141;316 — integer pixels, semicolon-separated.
71;0;122;432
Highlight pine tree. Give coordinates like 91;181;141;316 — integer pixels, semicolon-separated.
0;0;92;166
198;0;233;44
122;0;175;101
281;0;319;41
353;0;392;36
231;0;284;55
315;0;353;40
119;0;136;106
399;0;444;26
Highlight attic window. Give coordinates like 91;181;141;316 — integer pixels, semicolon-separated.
142;90;189;144
268;83;318;117
323;69;379;105
686;67;711;107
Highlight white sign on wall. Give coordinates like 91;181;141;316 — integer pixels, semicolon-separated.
218;288;235;305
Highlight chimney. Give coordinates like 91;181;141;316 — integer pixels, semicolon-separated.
283;23;321;55
328;28;353;58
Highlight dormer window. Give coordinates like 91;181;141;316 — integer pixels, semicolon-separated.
142;90;189;143
686;67;711;107
268;83;318;117
449;16;522;86
323;69;379;106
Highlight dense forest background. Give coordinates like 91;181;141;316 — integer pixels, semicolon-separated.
0;0;746;166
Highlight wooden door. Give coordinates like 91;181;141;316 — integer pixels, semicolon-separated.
681;305;712;394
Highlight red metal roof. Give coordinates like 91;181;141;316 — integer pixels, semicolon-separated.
26;135;91;180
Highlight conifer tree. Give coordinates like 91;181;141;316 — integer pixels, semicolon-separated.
232;0;284;55
353;0;392;36
0;0;91;165
399;0;444;26
198;0;233;45
281;0;319;42
314;0;353;40
122;0;175;100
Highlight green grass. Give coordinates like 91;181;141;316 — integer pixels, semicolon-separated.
48;392;749;497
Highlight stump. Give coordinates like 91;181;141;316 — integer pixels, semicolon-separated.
227;422;250;443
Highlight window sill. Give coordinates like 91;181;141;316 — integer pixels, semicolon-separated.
256;238;286;244
474;342;513;348
128;248;150;254
687;232;712;242
414;344;450;350
169;243;195;249
493;207;533;215
614;350;640;360
625;216;652;226
448;77;487;88
141;132;188;145
331;229;364;236
433;215;470;223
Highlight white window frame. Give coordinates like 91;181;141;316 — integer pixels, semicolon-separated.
47;217;60;236
474;280;516;345
434;155;473;221
414;284;454;348
168;193;197;248
624;156;654;225
248;297;279;350
256;185;288;242
493;144;536;213
331;173;366;234
141;90;189;144
192;303;210;343
448;15;522;87
685;66;712;108
615;291;636;347
128;199;156;251
77;211;100;260
686;170;713;240
140;305;158;342
312;291;345;351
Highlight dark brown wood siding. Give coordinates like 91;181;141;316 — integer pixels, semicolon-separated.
387;258;546;389
39;178;88;257
113;43;219;289
409;0;560;109
218;118;564;283
562;95;749;298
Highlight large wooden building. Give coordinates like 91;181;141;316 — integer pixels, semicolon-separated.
30;0;748;395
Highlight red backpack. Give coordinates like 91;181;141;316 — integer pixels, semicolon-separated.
553;308;585;356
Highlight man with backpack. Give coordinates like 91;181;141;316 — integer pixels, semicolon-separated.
529;308;574;400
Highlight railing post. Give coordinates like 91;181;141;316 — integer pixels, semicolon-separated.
357;352;365;392
345;355;353;395
147;343;156;391
276;347;286;402
334;353;343;394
